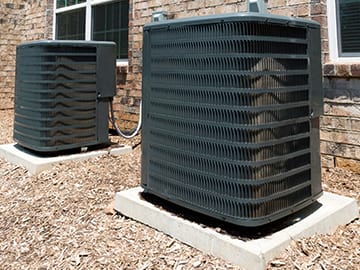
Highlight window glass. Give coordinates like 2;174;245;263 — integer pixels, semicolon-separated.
56;8;85;40
57;0;86;9
337;0;360;55
92;0;129;59
55;0;129;59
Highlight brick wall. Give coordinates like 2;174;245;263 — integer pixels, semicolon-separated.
23;0;53;41
321;65;360;173
0;0;52;110
0;1;25;110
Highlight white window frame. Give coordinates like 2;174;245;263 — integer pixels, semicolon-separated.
53;0;129;64
328;0;360;63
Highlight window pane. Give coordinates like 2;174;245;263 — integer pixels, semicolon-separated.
92;0;129;59
338;0;360;54
119;30;128;59
56;8;86;40
57;0;86;9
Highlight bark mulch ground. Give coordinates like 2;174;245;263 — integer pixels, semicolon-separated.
0;109;359;270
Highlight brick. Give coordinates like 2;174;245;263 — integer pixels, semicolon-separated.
214;5;227;14
116;111;140;122
311;15;326;25
237;3;248;12
267;0;286;8
351;119;360;132
336;64;351;78
321;155;335;168
320;140;327;153
288;0;308;5
310;3;325;15
320;116;352;130
321;129;360;146
335;157;360;174
205;0;225;8
322;51;329;65
297;4;309;17
148;0;162;8
128;89;142;98
270;8;295;17
135;2;149;10
350;64;360;78
323;64;335;76
172;5;186;14
115;120;138;131
321;26;328;39
323;103;360;117
321;141;360;160
187;1;204;10
321;39;328;53
0;0;52;110
225;0;242;4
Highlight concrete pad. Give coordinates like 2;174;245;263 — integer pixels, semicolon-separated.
114;187;359;270
0;143;132;175
109;145;132;155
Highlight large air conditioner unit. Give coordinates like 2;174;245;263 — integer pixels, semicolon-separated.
141;12;323;226
14;40;116;153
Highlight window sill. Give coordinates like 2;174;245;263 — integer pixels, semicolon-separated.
323;63;360;78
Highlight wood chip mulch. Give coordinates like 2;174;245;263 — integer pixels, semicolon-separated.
0;110;359;270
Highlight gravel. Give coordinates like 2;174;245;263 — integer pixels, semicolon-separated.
0;109;359;270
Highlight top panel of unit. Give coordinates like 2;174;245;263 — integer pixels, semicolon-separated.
17;40;116;49
144;12;320;30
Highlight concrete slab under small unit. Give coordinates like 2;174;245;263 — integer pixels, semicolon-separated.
114;187;359;270
0;143;132;175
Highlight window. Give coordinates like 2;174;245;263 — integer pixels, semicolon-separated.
328;0;360;62
56;8;85;40
54;0;129;60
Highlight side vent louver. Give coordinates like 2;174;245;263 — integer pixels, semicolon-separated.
14;40;116;153
141;13;323;227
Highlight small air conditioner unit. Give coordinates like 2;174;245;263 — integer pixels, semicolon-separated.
14;40;116;153
141;12;323;226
